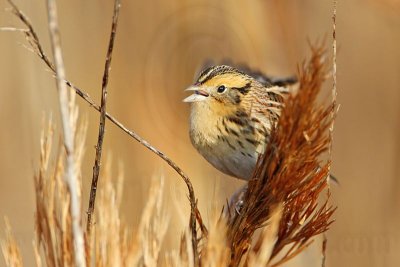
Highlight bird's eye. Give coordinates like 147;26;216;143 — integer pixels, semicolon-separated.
217;85;226;93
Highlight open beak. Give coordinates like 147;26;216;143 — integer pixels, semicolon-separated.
183;86;209;103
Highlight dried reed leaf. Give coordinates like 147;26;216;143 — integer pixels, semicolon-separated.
133;176;169;266
95;158;123;266
168;193;195;267
200;214;230;267
1;218;24;267
167;229;194;267
247;204;282;267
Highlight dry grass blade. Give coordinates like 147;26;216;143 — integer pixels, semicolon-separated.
226;44;336;266
200;210;230;267
165;229;194;267
87;0;121;235
134;176;169;266
93;159;140;267
0;27;28;32
1;218;24;267
247;204;282;267
322;1;339;265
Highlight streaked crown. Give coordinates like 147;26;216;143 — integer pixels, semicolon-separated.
196;65;247;84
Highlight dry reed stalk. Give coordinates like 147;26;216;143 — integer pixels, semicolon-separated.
46;0;86;265
87;0;121;235
322;1;339;265
224;44;336;267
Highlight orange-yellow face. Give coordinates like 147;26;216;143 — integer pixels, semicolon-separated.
183;65;253;113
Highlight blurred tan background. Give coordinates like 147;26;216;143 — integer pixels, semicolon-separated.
1;0;400;266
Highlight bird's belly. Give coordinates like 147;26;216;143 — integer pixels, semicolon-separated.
198;139;259;180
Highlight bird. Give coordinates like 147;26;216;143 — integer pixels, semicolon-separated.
183;65;297;180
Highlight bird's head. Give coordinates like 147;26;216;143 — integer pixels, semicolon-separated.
183;65;255;113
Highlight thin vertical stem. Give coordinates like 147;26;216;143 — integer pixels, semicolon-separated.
86;0;121;235
46;0;86;266
323;1;338;266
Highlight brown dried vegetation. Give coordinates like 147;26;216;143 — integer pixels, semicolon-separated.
1;1;336;266
225;45;336;266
